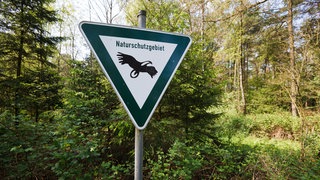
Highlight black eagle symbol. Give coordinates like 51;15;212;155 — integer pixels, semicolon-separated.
117;52;158;78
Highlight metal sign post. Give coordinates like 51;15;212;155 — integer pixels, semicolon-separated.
135;10;146;180
135;128;143;180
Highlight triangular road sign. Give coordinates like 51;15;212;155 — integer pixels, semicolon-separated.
79;21;192;130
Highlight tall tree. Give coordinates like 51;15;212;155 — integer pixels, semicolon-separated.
207;0;266;114
299;1;320;111
287;0;298;116
0;0;62;121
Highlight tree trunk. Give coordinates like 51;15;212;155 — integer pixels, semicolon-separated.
15;0;25;125
239;11;247;115
201;0;205;71
288;0;298;116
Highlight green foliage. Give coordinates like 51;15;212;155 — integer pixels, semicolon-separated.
215;109;301;140
0;68;63;122
146;140;203;179
158;41;222;141
0;109;133;179
0;111;56;178
49;114;131;179
209;144;258;179
62;58;120;120
214;109;320;179
247;81;289;113
0;0;63;121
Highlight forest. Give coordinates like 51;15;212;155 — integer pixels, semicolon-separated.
0;0;320;179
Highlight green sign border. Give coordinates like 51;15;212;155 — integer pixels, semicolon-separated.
79;21;191;129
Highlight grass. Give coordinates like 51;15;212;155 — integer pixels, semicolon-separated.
211;108;320;179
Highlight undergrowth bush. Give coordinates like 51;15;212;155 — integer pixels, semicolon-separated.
0;111;56;178
213;109;320;179
1;107;320;179
146;140;203;179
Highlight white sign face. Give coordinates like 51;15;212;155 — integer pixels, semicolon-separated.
100;36;177;108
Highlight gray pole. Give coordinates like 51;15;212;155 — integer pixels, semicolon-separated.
134;128;143;180
135;10;146;180
138;10;146;28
